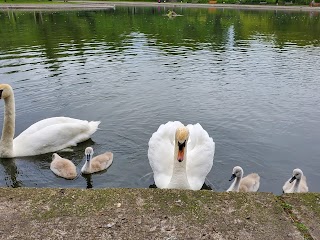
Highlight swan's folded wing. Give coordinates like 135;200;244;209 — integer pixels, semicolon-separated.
186;123;215;190
300;175;309;192
240;173;260;192
13;122;98;157
148;121;183;188
16;117;94;137
282;179;293;193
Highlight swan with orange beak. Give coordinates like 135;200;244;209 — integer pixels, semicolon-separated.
148;121;215;190
176;127;188;162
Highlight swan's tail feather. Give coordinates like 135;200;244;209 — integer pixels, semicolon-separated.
68;121;100;146
88;121;101;135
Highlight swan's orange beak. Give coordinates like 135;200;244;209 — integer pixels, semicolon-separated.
178;149;184;162
177;141;186;162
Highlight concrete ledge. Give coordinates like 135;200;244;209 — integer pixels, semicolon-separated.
1;188;319;239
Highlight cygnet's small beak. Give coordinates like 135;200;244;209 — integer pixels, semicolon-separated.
289;176;296;183
229;174;236;181
86;154;91;161
0;89;3;99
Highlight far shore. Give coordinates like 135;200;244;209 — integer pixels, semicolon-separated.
0;0;320;12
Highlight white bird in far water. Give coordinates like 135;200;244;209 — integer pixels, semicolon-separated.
283;168;308;193
0;83;100;158
50;153;77;180
148;121;215;190
81;147;113;174
227;166;260;192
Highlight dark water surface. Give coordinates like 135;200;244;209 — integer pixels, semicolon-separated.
0;6;320;194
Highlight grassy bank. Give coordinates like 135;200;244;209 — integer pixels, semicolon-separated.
0;187;319;239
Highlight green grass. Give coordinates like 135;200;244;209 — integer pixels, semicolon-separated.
281;202;293;211
277;196;314;240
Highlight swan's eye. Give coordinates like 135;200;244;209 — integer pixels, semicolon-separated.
178;141;186;151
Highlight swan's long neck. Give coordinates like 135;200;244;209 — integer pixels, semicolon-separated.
81;154;92;173
0;92;15;158
292;178;301;193
168;143;190;189
229;177;241;192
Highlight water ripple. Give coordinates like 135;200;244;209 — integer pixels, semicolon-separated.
0;9;320;194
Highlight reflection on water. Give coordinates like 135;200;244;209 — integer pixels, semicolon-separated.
83;174;93;189
0;7;320;194
0;159;23;188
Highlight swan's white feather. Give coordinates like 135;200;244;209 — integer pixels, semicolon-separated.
16;117;93;137
148;121;215;190
13;117;100;157
186;123;215;190
148;121;184;188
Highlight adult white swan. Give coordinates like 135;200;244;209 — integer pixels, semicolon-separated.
148;121;215;190
0;84;100;158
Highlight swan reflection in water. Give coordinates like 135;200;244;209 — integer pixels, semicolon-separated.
82;174;93;189
0;158;23;188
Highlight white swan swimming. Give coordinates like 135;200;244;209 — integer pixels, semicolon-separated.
282;168;308;193
50;153;77;180
227;166;260;192
148;121;215;190
0;84;100;158
81;147;113;174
